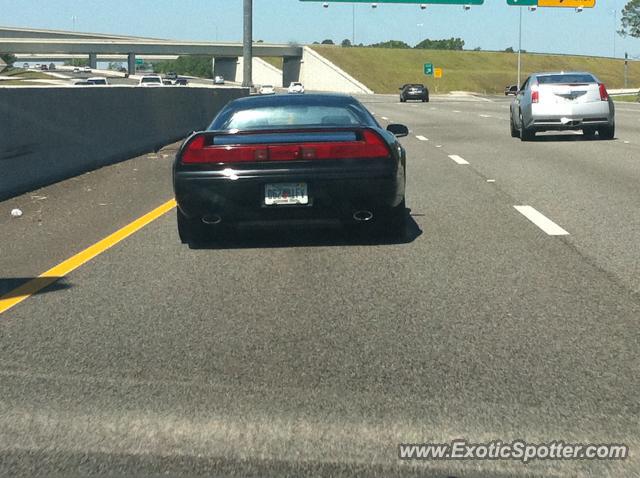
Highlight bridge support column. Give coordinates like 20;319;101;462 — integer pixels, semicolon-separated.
213;57;239;83
88;53;97;69
127;53;136;75
282;57;302;88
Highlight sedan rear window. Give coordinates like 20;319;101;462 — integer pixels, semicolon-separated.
537;74;596;84
220;105;365;130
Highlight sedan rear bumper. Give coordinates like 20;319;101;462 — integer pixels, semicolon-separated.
529;102;613;130
174;160;405;224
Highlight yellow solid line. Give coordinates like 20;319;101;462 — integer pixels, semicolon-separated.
0;198;177;316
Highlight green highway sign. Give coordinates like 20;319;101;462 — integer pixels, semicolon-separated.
507;0;537;4
135;59;144;65
301;1;485;4
424;63;433;76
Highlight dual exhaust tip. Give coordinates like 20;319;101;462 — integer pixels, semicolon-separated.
203;211;374;224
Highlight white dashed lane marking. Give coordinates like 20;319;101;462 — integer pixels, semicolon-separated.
416;135;429;141
514;206;570;236
448;154;470;165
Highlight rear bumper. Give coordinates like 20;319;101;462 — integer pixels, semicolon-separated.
174;160;405;224
402;93;428;100
529;102;613;130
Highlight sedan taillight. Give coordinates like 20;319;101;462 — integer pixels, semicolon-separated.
181;130;391;164
531;86;539;104
599;83;609;101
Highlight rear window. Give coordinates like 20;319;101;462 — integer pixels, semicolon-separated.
141;77;161;83
537;74;596;85
216;105;369;130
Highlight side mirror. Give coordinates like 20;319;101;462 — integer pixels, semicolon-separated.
387;124;409;138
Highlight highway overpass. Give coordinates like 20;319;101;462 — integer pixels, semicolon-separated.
0;26;303;83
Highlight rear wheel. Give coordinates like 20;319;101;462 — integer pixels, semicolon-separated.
582;127;597;139
510;116;519;138
519;113;535;142
177;209;207;245
598;123;615;140
400;97;406;103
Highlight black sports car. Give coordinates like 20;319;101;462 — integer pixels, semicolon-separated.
399;84;429;102
173;94;409;245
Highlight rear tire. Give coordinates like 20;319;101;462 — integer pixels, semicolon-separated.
598;123;615;140
583;127;597;139
380;199;407;238
177;209;207;245
510;117;519;138
400;97;406;103
519;113;535;142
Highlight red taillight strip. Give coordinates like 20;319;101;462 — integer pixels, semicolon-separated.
181;129;391;164
599;83;609;101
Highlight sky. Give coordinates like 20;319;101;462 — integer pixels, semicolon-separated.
1;0;639;59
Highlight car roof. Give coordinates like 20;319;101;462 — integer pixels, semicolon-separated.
227;93;356;109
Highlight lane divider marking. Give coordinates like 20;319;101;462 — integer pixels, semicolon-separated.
381;116;389;120
514;205;569;236
416;135;429;141
0;199;177;316
448;154;470;165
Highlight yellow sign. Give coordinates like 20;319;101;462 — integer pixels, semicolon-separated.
538;0;595;7
434;68;443;79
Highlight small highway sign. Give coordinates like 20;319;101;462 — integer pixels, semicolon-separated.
538;0;595;6
434;67;443;79
135;59;144;65
424;63;433;76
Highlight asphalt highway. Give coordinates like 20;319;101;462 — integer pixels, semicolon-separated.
0;94;638;477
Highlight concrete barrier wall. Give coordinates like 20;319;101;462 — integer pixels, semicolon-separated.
0;86;247;200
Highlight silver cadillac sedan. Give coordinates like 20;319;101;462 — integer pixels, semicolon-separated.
510;72;615;141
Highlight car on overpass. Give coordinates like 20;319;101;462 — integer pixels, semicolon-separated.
399;84;429;102
173;93;409;246
22;62;29;69
510;71;615;141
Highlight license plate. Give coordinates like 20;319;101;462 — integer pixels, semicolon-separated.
265;183;309;205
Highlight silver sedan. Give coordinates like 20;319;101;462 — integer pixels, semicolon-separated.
510;72;615;141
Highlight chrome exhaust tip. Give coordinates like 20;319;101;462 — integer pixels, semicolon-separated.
353;210;374;222
202;215;222;225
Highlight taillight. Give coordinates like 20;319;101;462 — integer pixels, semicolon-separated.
531;85;539;104
599;83;609;101
180;130;390;164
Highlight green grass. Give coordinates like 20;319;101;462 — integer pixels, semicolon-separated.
260;57;284;70
310;46;640;94
612;94;638;102
2;68;54;80
0;80;45;86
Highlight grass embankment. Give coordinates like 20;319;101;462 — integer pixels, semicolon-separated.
261;57;284;70
310;46;640;94
1;68;53;80
612;95;638;102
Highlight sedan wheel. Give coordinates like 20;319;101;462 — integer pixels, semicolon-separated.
598;123;615;140
519;113;535;142
510;116;519;138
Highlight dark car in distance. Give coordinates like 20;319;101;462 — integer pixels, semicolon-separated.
400;84;429;102
505;85;518;96
173;94;409;245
